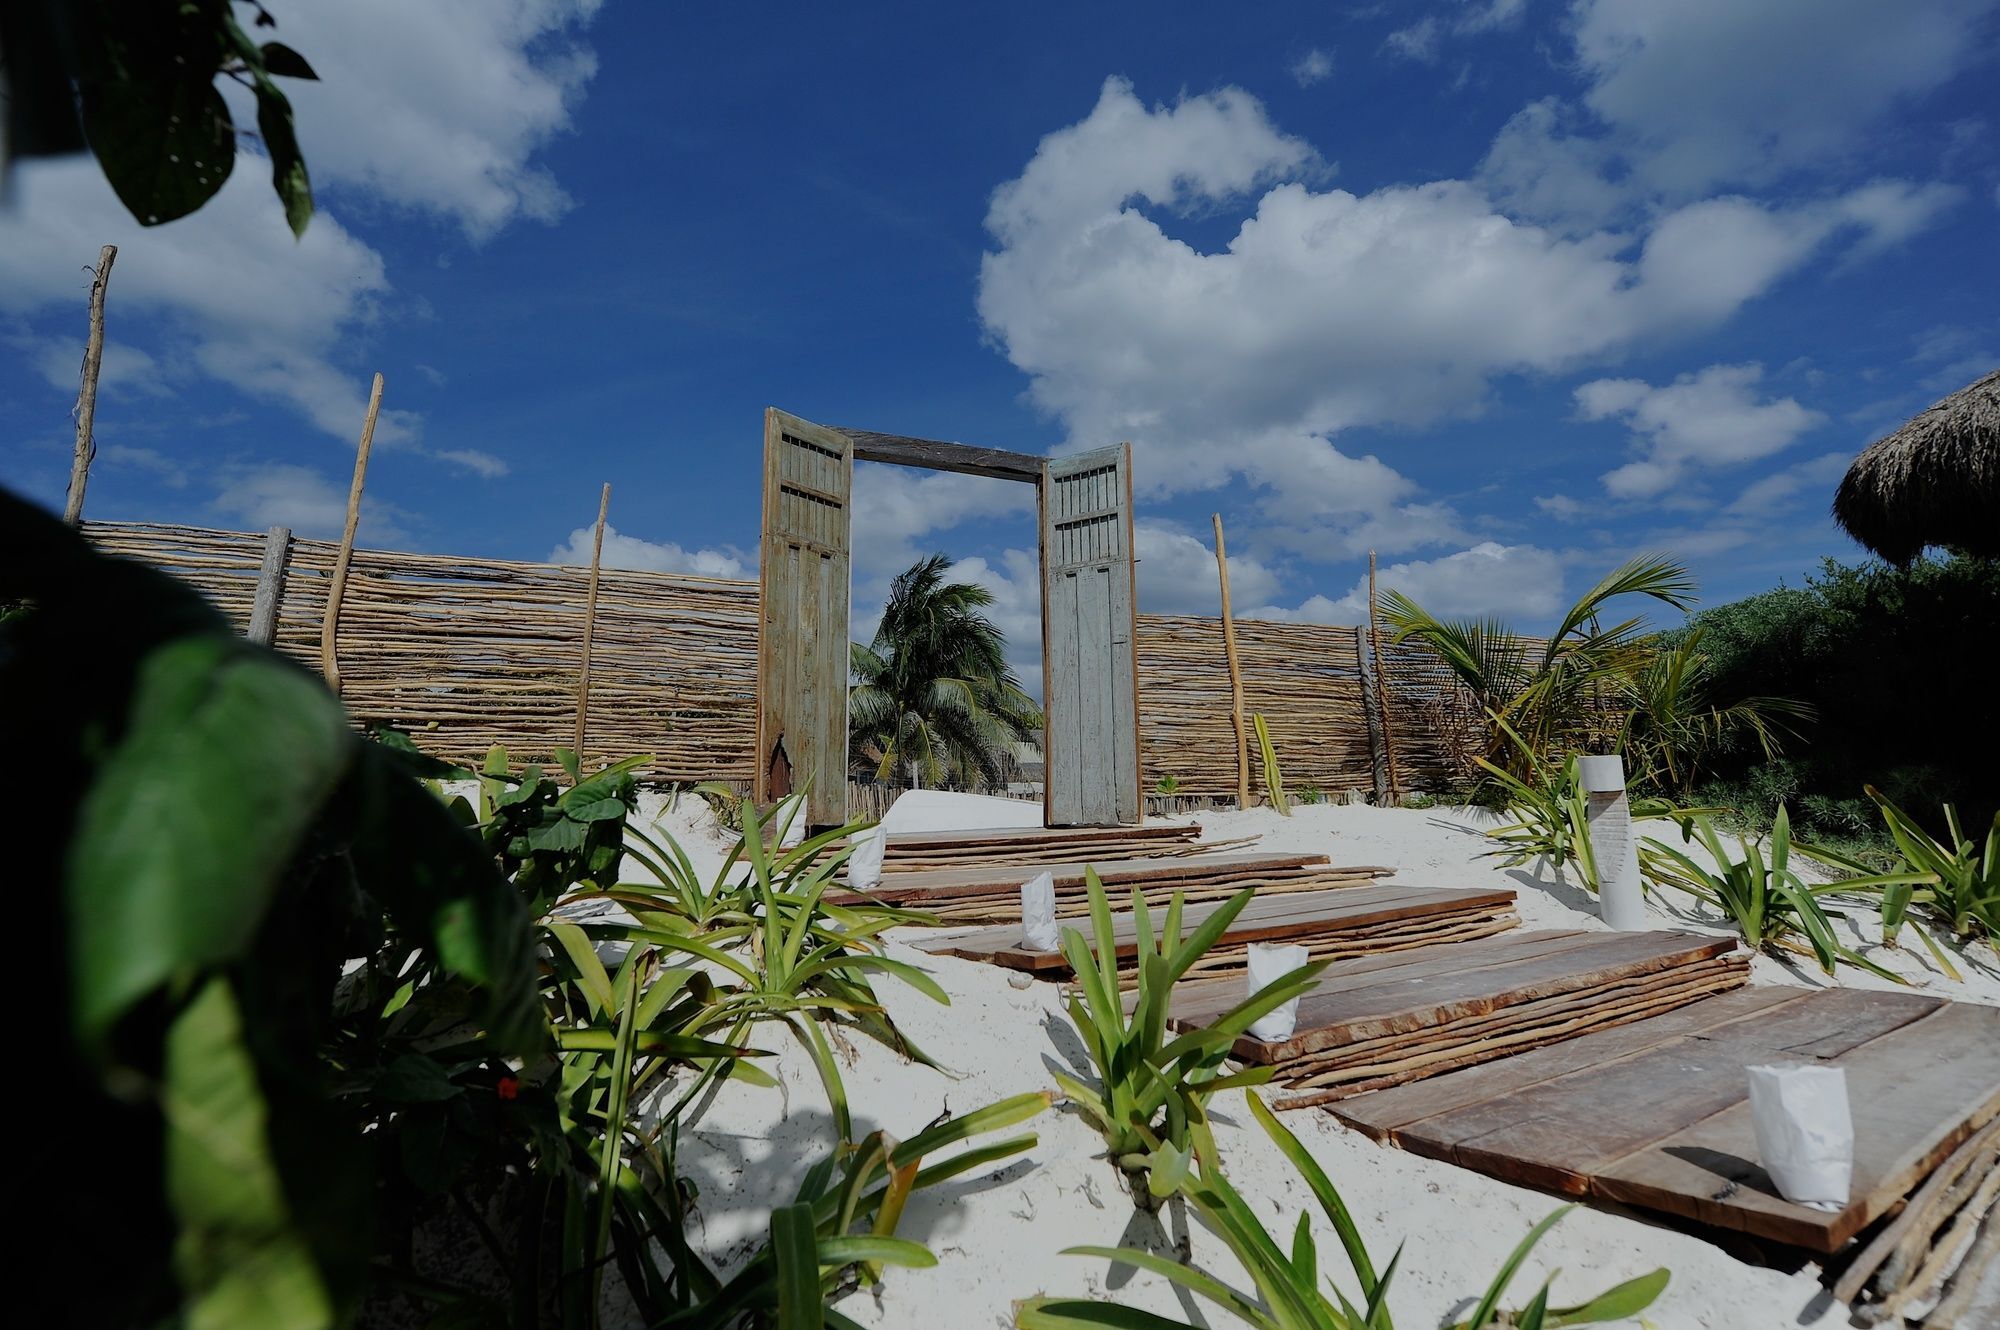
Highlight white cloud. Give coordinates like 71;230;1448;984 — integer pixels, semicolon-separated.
1570;0;1996;200
433;448;511;478
0;158;408;446
1535;493;1587;519
977;79;1912;564
1249;542;1566;623
15;333;173;397
849;465;1037;580
242;0;604;240
1383;18;1441;63
547;523;749;579
1727;450;1851;514
101;445;190;488
1134;520;1283;614
211;462;412;543
1290;48;1335;87
1576;363;1826;497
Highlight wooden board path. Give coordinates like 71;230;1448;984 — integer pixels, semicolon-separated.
865;822;1258;874
1163;930;1749;1104
1332;987;2000;1252
827;851;1394;924
914;883;1518;978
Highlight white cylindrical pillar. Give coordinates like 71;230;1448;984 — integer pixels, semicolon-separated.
1577;752;1647;930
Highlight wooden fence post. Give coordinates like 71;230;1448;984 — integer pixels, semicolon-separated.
1367;550;1403;803
321;373;383;696
1358;625;1390;806
573;483;611;761
248;525;292;645
63;244;117;526
1213;513;1250;810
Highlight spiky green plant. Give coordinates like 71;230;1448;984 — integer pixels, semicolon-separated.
1018;1094;1668;1330
1253;712;1290;815
1053;874;1324;1205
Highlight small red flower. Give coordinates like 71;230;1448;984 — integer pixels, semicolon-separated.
496;1075;520;1102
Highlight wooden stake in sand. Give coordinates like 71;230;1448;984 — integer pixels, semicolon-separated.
63;244;118;526
573;483;612;760
321;373;384;696
1213;513;1250;810
1367;550;1402;803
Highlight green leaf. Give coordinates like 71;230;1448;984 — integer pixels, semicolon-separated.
375;1053;463;1103
82;67;238;226
1544;1268;1669;1326
260;42;319;79
1016;1299;1201;1329
69;637;353;1048
770;1203;822;1330
163;978;335;1330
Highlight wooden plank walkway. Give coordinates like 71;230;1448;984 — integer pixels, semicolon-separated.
877;822;1258;873
912;883;1519;980
828;851;1394;924
1164;930;1749;1104
1332;987;2000;1252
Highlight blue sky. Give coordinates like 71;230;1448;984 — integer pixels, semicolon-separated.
3;0;1996;689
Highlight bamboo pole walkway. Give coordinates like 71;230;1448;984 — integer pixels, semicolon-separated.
1164;930;1750;1106
914;883;1518;983
829;851;1394;924
1329;986;2000;1254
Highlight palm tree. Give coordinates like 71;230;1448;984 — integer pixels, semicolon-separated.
849;554;1043;790
1381;555;1699;776
1618;627;1814;800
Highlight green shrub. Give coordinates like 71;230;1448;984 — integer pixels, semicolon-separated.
1052;874;1324;1207
1640;808;1904;981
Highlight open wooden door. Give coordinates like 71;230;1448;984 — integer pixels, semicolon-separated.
756;408;851;827
1041;444;1141;825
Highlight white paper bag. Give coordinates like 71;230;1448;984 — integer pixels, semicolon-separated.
1747;1063;1853;1210
775;798;806;849
1246;942;1310;1042
846;826;886;891
1019;872;1060;952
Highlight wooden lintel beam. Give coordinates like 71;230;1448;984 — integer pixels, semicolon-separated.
838;429;1045;483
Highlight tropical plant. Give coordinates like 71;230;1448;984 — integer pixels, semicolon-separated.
1382;555;1699;777
1052;875;1325;1207
849;553;1043;789
3;0;320;233
1018;1094;1668;1330
586;796;950;1143
1617;628;1812;801
1804;789;1995;974
1253;711;1290;815
1640;808;1904;981
1866;787;1998;941
1479;714;1687;892
1155;774;1183;796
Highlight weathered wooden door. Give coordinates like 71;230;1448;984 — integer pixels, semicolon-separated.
1041;444;1141;825
756;408;851;827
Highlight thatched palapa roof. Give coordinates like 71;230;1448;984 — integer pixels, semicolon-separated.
1833;368;1999;565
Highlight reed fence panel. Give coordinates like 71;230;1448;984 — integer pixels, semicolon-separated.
84;521;760;781
1136;614;1375;797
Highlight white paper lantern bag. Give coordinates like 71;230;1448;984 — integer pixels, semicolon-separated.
1246;942;1310;1042
846;826;886;891
1019;872;1060;952
1747;1063;1853;1211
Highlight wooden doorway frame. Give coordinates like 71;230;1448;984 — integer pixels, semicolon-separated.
754;416;1141;827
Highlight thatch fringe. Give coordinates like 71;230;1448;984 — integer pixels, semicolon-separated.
1834;368;1999;566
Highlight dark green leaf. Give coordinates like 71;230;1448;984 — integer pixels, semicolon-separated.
82;70;236;226
376;1054;463;1103
260;42;319;79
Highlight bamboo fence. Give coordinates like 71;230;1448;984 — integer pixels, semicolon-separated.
1137;614;1378;797
87;521;1497;798
85;521;760;781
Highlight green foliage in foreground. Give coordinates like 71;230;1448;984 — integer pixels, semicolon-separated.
1018;1094;1668;1330
1054;875;1324;1206
1641;808;1907;982
13;491;1042;1329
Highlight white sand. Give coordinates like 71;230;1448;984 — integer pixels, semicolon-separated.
633;796;1998;1329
